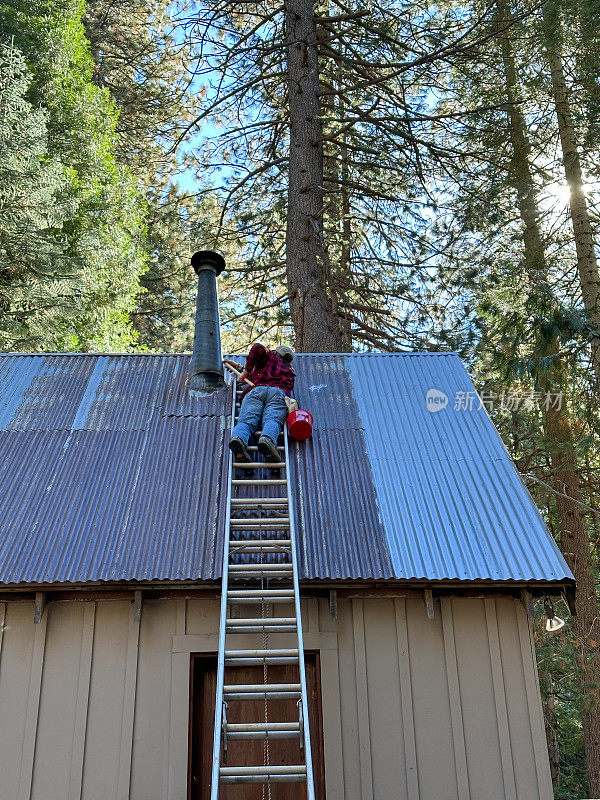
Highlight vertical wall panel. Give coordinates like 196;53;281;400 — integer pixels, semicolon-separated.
69;602;96;800
116;609;140;800
31;603;83;800
516;601;555;800
130;600;178;800
351;599;374;800
451;597;503;800
335;598;361;800
406;597;458;800
484;598;517;800
394;598;419;799
496;598;543;800
18;606;47;800
81;601;130;800
363;599;407;800
0;603;36;800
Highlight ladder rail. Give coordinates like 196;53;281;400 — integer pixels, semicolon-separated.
212;363;315;799
210;377;236;800
285;425;316;799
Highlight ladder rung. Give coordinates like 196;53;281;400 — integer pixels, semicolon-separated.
230;550;290;557
227;576;293;584
228;563;293;572
225;722;301;740
223;684;302;700
230;547;291;556
227;722;301;732
226;617;297;627
228;576;293;583
227;599;293;606
224;683;301;692
225;656;299;665
232;479;287;486
230;520;290;528
228;590;294;603
220;766;306;783
247;445;284;451
229;539;291;547
227;625;297;634
231;498;288;506
221;764;306;774
230;536;291;543
234;462;286;469
225;648;299;658
228;590;295;598
229;530;290;537
223;683;302;694
220;776;306;784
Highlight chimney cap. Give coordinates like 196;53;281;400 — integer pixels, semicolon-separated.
191;250;226;276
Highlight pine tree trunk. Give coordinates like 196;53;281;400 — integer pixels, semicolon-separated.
497;5;600;792
545;399;600;797
339;123;353;350
285;0;343;352
543;9;600;388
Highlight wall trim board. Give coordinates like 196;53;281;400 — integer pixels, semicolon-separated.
17;606;47;800
319;644;344;799
0;602;6;662
116;607;141;800
395;597;419;799
351;599;374;800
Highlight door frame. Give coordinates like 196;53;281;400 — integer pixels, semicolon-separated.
188;650;325;799
168;631;344;800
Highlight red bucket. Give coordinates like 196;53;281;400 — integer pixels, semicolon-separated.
287;408;313;440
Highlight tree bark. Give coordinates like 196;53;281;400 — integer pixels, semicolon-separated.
285;0;344;352
543;7;600;388
339;115;353;350
497;4;600;793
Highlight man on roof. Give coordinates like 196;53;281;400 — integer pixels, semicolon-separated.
227;343;295;463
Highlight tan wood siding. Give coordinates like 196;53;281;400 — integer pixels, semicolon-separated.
0;595;553;800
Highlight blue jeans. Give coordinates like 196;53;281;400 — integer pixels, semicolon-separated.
232;385;287;444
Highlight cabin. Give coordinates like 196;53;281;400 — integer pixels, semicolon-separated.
0;256;573;800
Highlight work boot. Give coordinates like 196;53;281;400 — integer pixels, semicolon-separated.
258;435;280;463
229;436;250;463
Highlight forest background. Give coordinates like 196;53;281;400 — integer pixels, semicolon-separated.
1;0;599;795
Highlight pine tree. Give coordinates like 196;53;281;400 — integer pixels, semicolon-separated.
185;0;501;351
0;0;147;350
0;41;74;346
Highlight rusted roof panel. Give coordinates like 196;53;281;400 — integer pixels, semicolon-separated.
0;352;572;585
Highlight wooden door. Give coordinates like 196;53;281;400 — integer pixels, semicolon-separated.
189;652;326;800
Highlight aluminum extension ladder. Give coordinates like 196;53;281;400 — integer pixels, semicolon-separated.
210;365;315;798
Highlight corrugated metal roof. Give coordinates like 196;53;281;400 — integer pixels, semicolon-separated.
0;352;572;585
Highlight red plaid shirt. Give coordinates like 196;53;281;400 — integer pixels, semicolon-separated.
243;344;295;396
